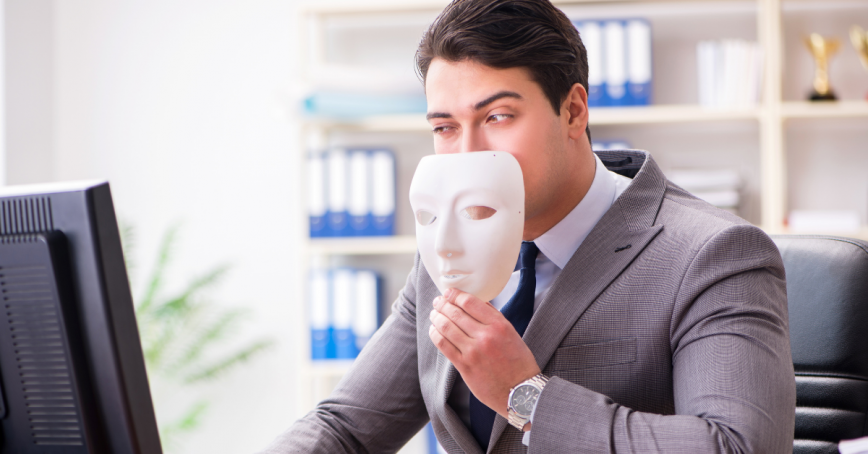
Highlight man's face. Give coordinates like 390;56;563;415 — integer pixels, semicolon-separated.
424;58;573;226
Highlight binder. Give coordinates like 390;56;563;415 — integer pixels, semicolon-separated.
426;423;446;454
348;149;372;236
575;21;605;107
327;148;350;237
309;269;332;360
353;270;380;353
626;19;652;106
603;20;628;106
332;268;357;359
307;152;328;237
370;150;396;236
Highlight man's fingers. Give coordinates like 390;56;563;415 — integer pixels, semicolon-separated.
433;296;485;337
444;288;500;323
430;308;471;347
429;323;461;360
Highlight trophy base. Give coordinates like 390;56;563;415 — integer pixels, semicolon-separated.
809;91;837;101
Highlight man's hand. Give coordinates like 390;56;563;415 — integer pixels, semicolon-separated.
428;288;541;418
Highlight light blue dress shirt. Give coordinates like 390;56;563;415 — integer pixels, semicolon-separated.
446;153;632;446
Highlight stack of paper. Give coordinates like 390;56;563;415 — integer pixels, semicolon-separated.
300;64;427;118
573;18;653;107
308;148;396;237
309;268;381;360
668;168;741;213
696;40;763;108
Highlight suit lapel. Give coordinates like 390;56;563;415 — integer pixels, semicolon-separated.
421;265;482;454
434;355;483;454
487;150;668;450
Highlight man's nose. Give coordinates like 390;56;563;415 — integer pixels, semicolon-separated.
458;127;490;154
435;213;464;260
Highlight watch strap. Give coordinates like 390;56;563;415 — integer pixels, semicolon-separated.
507;374;549;430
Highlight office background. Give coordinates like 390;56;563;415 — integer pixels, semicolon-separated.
2;0;867;453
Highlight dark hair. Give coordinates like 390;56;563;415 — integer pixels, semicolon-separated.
416;0;590;139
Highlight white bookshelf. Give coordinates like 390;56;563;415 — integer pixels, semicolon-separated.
292;0;868;448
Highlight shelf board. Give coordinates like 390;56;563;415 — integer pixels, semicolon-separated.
308;235;418;255
303;105;762;133
590;104;761;125
781;100;868;119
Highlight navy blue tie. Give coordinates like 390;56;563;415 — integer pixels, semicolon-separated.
468;241;539;450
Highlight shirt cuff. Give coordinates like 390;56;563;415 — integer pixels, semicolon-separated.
520;393;541;446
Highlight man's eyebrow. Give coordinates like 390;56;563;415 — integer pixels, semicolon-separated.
426;112;452;120
473;91;522;111
425;91;523;121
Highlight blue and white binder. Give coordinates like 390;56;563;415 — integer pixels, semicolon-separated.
332;268;357;359
309;269;332;360
426;423;447;454
353;270;379;353
307;152;329;238
626;19;652;106
327;148;350;237
370;150;396;236
575;21;605;107
348;149;372;236
603;20;628;106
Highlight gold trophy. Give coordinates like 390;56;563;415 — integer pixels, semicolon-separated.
851;26;868;100
804;33;840;101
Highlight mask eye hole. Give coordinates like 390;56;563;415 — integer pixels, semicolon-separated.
416;210;437;226
460;206;496;221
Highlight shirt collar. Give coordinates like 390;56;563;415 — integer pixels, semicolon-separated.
533;153;618;269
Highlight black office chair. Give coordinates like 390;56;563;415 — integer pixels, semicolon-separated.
772;235;868;454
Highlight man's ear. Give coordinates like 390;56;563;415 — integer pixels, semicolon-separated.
563;83;589;141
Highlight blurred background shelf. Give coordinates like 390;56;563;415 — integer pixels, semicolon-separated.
302;104;765;133
781;100;868;119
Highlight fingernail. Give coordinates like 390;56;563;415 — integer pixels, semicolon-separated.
433;296;441;308
429;309;437;321
445;288;456;300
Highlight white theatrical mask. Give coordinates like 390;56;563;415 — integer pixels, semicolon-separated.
409;151;524;302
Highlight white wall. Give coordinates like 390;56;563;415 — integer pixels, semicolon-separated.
53;1;303;452
5;0;55;185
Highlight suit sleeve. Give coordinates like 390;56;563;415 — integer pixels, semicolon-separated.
528;224;796;454
257;254;429;454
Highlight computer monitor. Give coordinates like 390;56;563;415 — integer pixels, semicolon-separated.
0;181;162;453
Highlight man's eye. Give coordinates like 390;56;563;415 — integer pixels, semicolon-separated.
488;114;511;123
459;206;496;220
432;125;452;135
416;211;437;226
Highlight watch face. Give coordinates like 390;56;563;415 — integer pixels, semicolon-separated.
510;384;541;417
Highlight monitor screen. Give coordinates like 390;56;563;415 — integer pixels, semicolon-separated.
0;181;162;454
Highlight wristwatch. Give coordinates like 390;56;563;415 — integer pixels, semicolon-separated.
507;374;549;431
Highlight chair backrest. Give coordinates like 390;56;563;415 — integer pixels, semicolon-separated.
772;235;868;454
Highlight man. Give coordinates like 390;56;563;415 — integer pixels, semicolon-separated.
262;0;795;452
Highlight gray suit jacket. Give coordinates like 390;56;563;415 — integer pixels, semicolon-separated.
262;150;796;453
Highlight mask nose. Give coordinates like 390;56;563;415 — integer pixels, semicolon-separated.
435;213;464;260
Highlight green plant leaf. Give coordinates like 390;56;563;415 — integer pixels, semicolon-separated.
183;339;275;384
164;308;246;375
